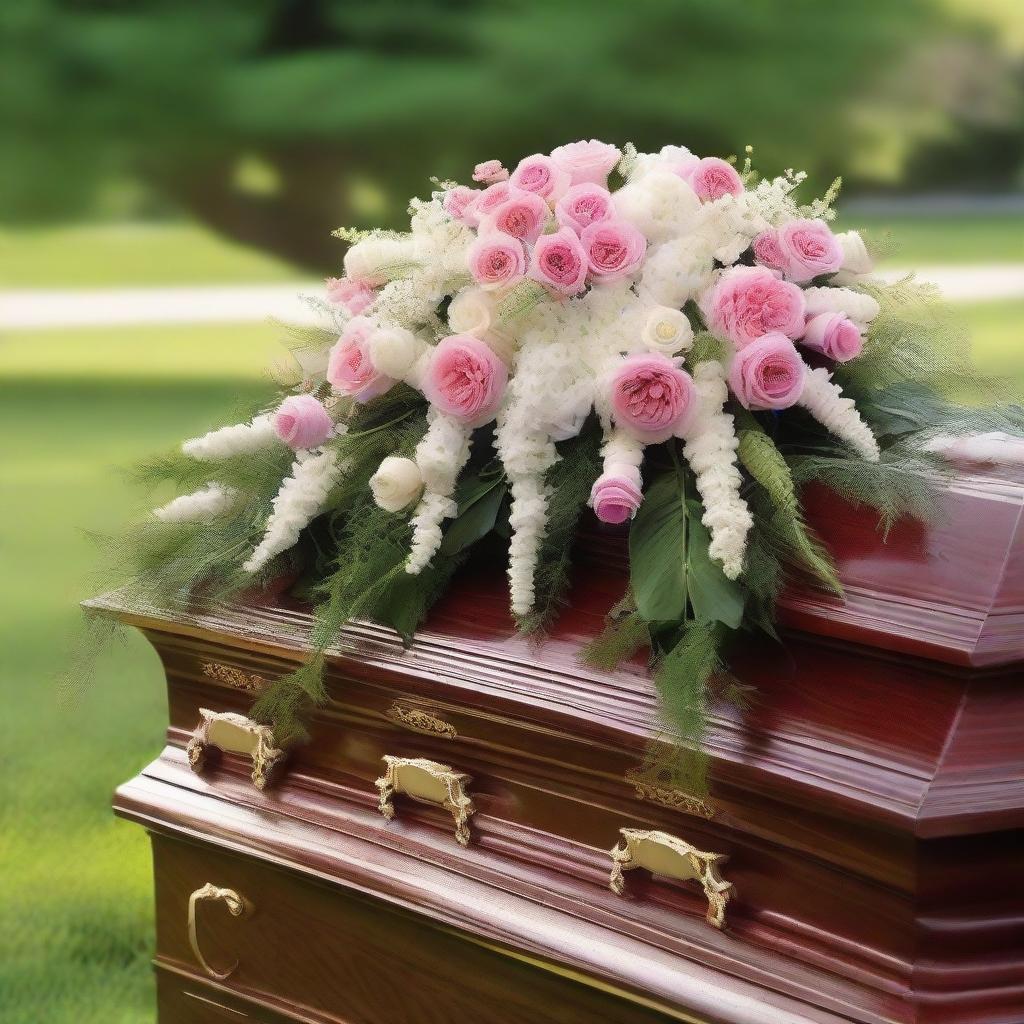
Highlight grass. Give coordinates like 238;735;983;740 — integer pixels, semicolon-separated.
836;213;1024;266
0;222;306;288
0;351;273;1024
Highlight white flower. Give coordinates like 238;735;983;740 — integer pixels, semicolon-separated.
638;236;717;308
836;230;873;276
243;448;343;574
803;286;881;328
406;410;474;574
447;286;516;363
679;360;752;579
799;367;880;462
614;170;701;244
642;306;694;356
370;456;424;513
448;286;497;336
924;431;1024;465
182;414;278;460
368;325;427;381
344;236;418;287
153;483;237;524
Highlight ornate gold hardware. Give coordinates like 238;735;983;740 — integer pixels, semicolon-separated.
187;883;252;980
609;828;733;930
187;709;286;790
375;755;475;846
628;774;715;819
200;662;267;694
384;703;457;739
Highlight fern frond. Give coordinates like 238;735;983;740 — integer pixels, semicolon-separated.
738;426;842;594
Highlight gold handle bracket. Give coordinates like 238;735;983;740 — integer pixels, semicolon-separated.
187;708;286;790
375;755;475;846
609;828;733;930
187;883;252;981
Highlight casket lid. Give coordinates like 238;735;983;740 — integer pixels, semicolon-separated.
776;455;1024;669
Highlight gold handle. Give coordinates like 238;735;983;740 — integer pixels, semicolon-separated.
186;708;286;790
187;883;252;980
375;755;476;846
609;828;733;930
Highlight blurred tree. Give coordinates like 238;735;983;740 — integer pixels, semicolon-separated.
2;0;1019;270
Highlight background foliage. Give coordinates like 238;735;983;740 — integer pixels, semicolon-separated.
4;0;1023;268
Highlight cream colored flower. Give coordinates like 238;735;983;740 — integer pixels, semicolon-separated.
447;287;498;337
368;325;425;380
642;306;694;356
370;456;424;513
836;230;873;276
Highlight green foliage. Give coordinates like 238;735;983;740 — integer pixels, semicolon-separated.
4;0;992;267
516;419;602;634
649;621;728;795
630;459;745;632
582;604;651;671
737;424;842;594
440;471;508;556
629;468;688;627
788;445;939;537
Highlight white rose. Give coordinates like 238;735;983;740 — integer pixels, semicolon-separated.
613;170;700;244
448;287;516;364
344;237;418;287
835;230;873;277
447;287;496;337
368;326;425;380
642;306;694;356
370;456;424;513
803;286;881;327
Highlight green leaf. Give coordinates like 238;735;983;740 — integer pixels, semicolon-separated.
440;477;507;556
685;502;745;629
629;471;687;626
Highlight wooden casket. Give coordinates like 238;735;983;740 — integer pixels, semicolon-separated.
90;453;1024;1024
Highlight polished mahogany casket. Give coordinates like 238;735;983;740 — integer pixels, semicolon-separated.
91;455;1024;1024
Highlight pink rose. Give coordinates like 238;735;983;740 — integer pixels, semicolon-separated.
442;185;479;224
473;159;508;184
801;313;863;363
555;183;615;233
610;353;698;441
752;231;786;272
480;192;549;244
704;266;806;347
273;394;335;450
325;276;375;315
581;219;646;283
466;181;518;227
549;139;622;187
529;227;588;295
423;334;508;425
728;334;806;410
468;231;527;290
690;157;744;202
327;317;396;403
509;154;570;202
777;218;842;283
590;470;643;525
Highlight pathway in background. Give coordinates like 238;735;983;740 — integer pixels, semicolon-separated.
2;265;1023;330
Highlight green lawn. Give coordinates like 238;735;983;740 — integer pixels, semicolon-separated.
0;374;274;1024
835;213;1024;266
0;223;307;288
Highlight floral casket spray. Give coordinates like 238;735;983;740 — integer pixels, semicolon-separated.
109;139;1023;790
